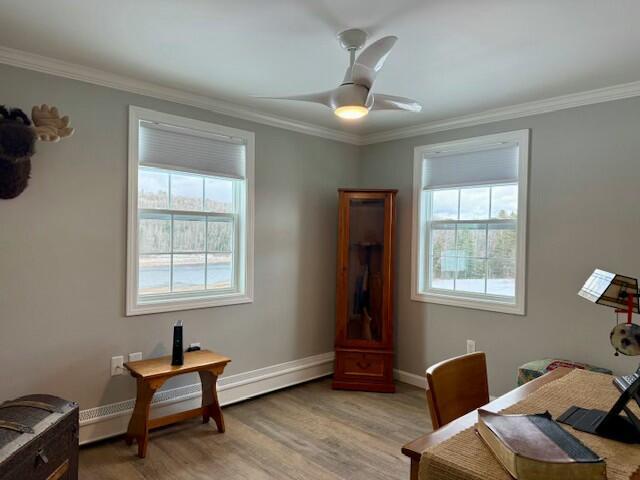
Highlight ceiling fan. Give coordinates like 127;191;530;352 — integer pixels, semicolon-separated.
260;29;422;120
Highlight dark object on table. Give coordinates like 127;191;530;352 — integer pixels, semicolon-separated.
477;409;605;480
557;365;640;443
171;320;184;366
0;394;78;480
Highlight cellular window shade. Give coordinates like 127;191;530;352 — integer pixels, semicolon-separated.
139;121;246;179
422;144;518;189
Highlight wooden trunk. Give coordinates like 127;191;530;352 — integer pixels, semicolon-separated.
0;394;79;480
333;189;397;393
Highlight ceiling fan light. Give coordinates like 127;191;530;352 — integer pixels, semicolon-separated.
334;105;369;120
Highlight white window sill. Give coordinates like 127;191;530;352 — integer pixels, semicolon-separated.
127;293;253;316
411;291;524;315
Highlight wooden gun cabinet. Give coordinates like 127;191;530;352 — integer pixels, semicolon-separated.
333;189;397;393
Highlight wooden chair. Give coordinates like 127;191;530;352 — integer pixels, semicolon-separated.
425;352;489;429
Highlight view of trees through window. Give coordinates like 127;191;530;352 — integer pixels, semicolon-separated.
137;167;237;296
427;184;518;297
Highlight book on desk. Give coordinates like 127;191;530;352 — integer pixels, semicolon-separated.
476;409;606;480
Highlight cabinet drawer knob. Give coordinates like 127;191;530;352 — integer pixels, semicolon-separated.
356;361;371;369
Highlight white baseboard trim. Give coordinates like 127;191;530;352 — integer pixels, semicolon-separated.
393;369;426;388
79;351;335;445
80;355;438;444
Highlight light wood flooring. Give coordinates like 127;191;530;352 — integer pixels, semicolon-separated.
80;377;431;479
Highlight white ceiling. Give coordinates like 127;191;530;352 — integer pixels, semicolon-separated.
1;0;640;136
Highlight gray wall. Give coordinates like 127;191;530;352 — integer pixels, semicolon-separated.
2;62;639;407
0;64;360;409
360;98;640;394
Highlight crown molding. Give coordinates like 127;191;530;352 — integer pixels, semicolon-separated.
3;45;640;146
361;80;640;144
0;46;361;145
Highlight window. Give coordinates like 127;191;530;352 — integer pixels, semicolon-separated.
127;107;254;315
411;130;529;314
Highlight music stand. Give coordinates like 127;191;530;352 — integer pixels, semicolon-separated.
557;269;640;443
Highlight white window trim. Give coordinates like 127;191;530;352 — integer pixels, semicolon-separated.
126;106;255;316
411;129;529;315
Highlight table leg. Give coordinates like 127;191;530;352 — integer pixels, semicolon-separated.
409;458;419;480
199;370;225;433
125;378;163;458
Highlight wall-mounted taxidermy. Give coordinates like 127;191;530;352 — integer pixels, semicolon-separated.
0;104;74;199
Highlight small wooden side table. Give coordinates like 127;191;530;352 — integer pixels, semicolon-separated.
124;349;231;458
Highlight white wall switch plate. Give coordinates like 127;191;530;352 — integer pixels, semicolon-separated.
189;342;201;349
111;355;124;376
466;339;476;354
128;352;142;362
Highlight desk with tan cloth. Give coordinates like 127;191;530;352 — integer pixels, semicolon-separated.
404;368;640;480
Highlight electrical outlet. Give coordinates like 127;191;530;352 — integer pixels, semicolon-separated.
466;339;476;354
111;356;124;376
189;342;201;350
128;352;142;362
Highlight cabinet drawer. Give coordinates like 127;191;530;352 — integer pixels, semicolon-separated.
334;350;393;384
343;352;385;378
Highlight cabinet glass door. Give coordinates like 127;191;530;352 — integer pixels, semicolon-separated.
346;197;385;342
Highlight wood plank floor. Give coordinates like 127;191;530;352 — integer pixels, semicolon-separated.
80;377;431;479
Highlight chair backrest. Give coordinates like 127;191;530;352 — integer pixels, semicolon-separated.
426;352;489;429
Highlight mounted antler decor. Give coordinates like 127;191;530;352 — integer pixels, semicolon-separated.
31;104;74;143
0;104;74;199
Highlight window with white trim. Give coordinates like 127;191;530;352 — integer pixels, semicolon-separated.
127;107;254;315
411;130;529;314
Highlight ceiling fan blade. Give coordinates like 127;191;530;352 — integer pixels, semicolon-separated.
350;36;397;88
257;90;335;108
370;93;422;112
